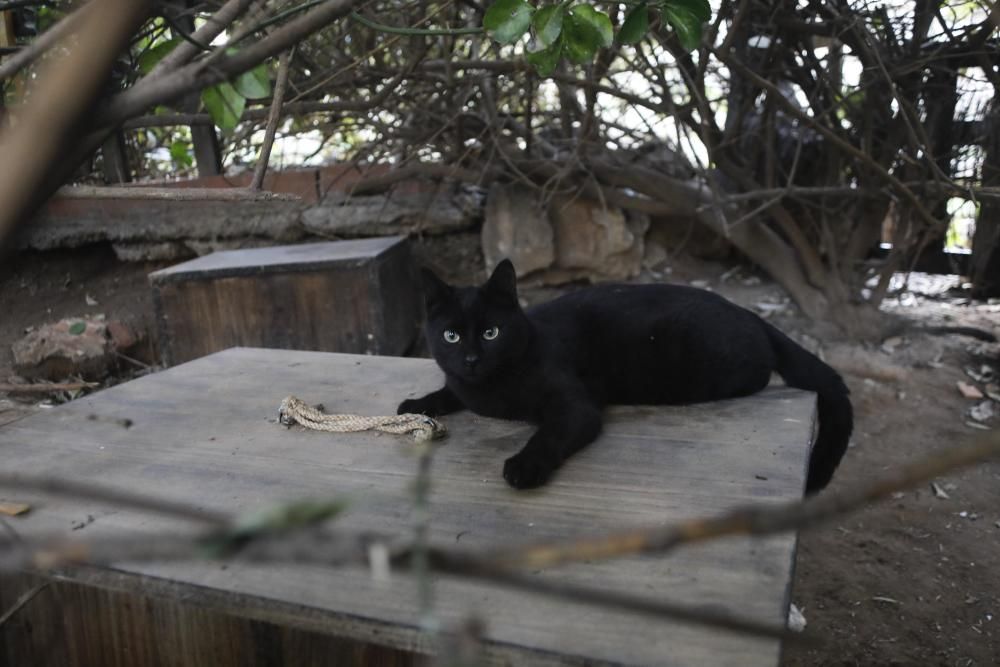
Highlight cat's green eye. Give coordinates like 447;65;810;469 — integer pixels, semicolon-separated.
443;330;460;343
482;326;500;341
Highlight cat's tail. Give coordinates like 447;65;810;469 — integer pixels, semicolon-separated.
763;321;853;493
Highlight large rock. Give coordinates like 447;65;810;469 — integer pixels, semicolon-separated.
481;185;648;284
547;196;649;282
481;183;554;276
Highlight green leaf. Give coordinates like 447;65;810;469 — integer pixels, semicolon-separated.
562;9;603;63
69;321;86;335
201;82;246;133
483;0;534;45
37;7;66;32
232;499;347;536
199;499;347;558
526;39;562;76
234;64;272;99
662;4;703;51
618;3;649;45
569;4;613;48
138;38;181;75
532;4;565;49
169;141;194;168
669;0;711;23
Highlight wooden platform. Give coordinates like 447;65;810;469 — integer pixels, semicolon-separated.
0;348;816;666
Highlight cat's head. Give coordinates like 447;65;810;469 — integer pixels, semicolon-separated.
420;259;532;383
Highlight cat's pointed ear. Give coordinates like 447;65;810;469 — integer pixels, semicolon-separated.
420;267;453;310
484;259;518;306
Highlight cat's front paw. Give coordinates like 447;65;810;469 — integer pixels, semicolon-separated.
503;452;557;489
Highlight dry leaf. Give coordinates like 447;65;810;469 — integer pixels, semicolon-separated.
0;502;30;516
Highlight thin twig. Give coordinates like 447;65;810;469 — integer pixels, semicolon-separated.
0;526;799;642
477;430;1000;571
0;475;230;527
2;432;999;643
412;441;436;632
0;582;49;628
249;47;294;191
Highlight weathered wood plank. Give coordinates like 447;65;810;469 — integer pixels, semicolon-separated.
0;348;815;666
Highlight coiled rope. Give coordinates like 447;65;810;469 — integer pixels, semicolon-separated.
278;395;447;443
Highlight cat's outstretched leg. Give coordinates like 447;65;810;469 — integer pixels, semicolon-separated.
397;386;464;417
503;400;602;489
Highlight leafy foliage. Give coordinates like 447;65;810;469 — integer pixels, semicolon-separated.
483;0;710;75
484;0;535;44
137;37;181;74
201;83;247;134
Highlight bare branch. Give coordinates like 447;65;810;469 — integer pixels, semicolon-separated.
0;474;230;526
95;0;358;129
250;48;294;191
148;0;258;78
2;430;998;643
0;0;151;255
479;430;1000;571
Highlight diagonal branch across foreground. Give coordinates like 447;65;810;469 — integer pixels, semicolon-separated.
1;431;998;640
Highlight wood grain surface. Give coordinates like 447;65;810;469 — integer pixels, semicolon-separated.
0;348;816;666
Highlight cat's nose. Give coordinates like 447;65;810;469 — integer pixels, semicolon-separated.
463;353;479;368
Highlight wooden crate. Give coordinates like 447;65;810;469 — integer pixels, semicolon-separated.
149;237;421;365
0;348;815;666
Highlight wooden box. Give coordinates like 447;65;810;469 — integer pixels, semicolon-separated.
0;348;815;666
149;237;421;365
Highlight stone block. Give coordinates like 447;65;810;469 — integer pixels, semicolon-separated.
481;182;555;277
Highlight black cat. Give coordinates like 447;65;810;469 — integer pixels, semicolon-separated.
398;260;852;493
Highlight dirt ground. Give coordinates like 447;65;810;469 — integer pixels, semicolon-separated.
1;236;999;665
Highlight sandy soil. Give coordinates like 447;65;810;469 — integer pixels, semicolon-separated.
1;237;998;665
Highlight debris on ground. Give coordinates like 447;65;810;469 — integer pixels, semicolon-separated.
871;596;902;605
931;482;951;499
966;365;997;384
10;317;145;381
788;603;807;632
968;401;995;423
957;381;984;399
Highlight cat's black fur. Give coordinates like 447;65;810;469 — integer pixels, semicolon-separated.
398;260;852;493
